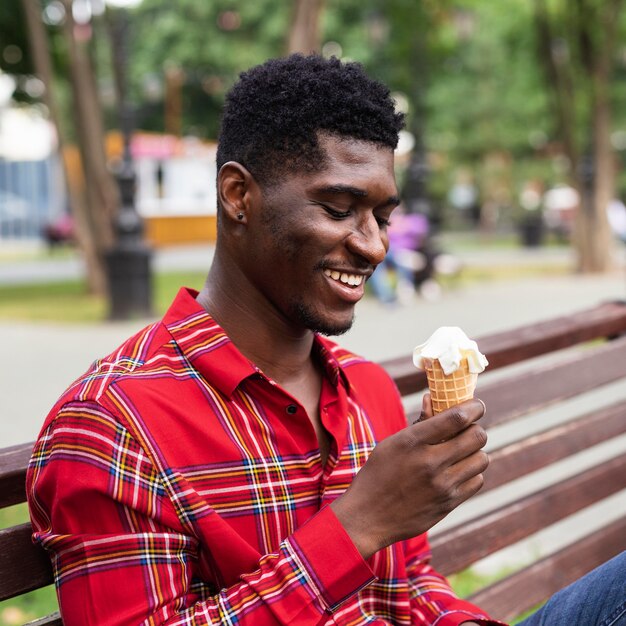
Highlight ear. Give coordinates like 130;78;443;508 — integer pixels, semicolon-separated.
217;161;259;225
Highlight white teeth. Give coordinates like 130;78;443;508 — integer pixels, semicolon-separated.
324;269;363;286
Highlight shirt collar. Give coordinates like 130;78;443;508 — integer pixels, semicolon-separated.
163;287;350;397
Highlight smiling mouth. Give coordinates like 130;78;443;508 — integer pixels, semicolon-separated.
323;268;364;287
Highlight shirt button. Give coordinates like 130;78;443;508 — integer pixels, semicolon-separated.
286;404;298;415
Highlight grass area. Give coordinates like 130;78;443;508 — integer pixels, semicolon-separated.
449;568;543;624
0;271;207;323
0;280;107;323
0;503;29;529
0;587;58;626
0;245;76;263
446;260;570;285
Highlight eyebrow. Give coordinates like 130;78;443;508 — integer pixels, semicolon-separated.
316;184;401;208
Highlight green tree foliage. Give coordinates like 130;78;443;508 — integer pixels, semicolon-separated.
129;0;289;138
425;1;550;160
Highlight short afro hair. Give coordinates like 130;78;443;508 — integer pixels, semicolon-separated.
216;54;405;187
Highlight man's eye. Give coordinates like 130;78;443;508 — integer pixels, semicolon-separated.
323;205;351;219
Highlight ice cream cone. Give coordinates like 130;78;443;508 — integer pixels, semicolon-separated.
424;357;478;414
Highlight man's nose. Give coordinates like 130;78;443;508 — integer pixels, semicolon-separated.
346;215;388;265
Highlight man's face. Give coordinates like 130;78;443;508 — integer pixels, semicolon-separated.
243;134;399;336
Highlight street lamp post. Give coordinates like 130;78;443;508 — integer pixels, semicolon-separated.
105;0;153;320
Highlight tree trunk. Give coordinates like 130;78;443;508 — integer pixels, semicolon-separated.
572;0;621;272
533;0;622;273
20;0;108;294
574;81;615;272
164;64;184;137
61;0;119;295
287;0;326;55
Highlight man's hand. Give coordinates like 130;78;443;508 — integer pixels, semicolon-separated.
331;398;488;559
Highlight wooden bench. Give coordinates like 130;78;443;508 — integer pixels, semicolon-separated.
2;300;626;624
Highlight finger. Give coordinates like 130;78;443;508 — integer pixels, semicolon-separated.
448;448;490;484
436;424;488;467
413;400;485;445
475;397;486;420
422;393;433;419
454;472;486;503
412;393;434;424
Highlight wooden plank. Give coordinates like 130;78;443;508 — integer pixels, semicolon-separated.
0;523;53;601
468;517;626;622
0;442;33;508
382;301;626;397
431;455;626;576
25;614;62;626
474;300;626;369
478;335;626;428
483;402;626;491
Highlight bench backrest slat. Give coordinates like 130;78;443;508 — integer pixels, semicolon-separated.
382;301;626;396
431;453;626;576
0;442;34;509
0;523;54;601
473;299;626;369
467;516;626;622
484;402;626;491
478;335;626;427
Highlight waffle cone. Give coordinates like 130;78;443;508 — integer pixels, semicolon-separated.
424;357;477;414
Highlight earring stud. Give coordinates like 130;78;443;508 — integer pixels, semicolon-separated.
237;212;244;220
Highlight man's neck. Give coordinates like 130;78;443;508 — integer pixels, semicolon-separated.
196;262;316;387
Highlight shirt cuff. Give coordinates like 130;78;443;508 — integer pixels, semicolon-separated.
287;504;376;610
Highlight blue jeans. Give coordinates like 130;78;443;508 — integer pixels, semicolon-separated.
517;551;626;625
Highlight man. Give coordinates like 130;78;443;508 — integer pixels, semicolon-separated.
27;55;624;626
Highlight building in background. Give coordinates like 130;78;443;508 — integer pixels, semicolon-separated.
0;109;219;247
127;133;218;246
0;106;66;243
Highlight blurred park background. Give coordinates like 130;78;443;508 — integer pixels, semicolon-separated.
2;1;626;623
2;0;626;293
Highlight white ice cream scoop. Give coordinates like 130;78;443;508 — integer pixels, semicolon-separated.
413;326;488;376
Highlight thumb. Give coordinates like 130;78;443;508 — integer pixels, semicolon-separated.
414;393;434;423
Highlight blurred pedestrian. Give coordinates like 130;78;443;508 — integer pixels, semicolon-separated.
368;207;429;304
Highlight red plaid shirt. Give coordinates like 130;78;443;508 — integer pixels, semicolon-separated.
27;288;503;626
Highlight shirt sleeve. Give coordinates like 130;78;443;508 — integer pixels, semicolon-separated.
402;534;508;626
26;402;375;626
